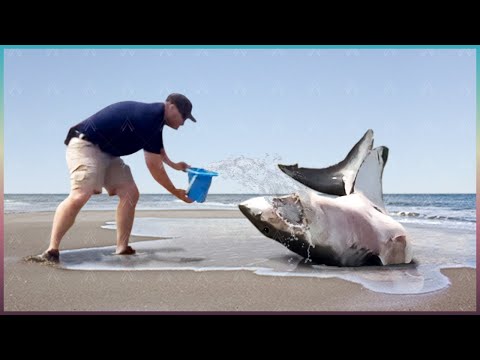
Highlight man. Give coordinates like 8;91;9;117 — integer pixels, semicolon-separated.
31;93;196;263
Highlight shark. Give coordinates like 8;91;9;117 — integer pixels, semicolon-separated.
239;129;412;267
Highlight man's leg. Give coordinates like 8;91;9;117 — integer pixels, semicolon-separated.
114;183;139;253
104;158;138;254
48;189;92;251
48;138;104;253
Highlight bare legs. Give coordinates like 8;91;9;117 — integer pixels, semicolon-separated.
47;184;139;254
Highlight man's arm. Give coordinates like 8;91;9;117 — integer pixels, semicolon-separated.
160;149;190;171
144;150;193;203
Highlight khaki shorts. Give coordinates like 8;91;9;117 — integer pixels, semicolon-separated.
66;138;134;195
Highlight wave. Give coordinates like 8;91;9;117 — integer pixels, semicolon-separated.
4;200;32;206
392;211;475;223
394;211;420;217
200;201;237;207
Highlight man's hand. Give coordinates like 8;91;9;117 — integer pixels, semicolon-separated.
174;162;191;171
173;189;194;203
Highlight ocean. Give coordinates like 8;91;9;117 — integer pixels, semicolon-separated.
4;193;476;232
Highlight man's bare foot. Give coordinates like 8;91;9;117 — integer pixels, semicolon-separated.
25;249;60;264
115;246;136;255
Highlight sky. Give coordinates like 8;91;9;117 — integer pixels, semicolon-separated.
3;48;476;194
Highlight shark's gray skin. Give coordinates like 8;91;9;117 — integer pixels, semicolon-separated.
239;129;412;266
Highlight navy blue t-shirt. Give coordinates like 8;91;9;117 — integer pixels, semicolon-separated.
70;101;165;157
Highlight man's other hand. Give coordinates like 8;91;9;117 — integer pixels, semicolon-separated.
173;189;194;203
175;162;191;171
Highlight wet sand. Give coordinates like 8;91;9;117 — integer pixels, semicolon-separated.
4;211;476;312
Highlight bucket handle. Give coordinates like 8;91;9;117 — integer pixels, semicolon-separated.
186;174;198;193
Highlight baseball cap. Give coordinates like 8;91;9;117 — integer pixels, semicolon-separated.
166;93;197;122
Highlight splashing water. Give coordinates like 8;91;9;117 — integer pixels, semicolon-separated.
207;154;307;194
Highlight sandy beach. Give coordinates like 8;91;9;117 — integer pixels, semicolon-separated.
4;210;476;312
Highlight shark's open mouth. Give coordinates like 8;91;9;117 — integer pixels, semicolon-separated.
272;194;308;232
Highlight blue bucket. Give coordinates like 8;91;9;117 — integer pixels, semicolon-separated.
186;167;219;203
